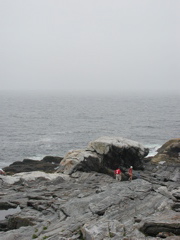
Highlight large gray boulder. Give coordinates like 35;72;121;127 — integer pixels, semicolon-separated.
87;136;149;169
57;136;149;176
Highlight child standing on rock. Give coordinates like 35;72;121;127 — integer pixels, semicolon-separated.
114;168;122;181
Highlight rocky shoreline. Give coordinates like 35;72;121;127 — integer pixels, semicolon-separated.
0;137;179;240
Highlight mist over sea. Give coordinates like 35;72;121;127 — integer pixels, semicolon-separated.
0;91;179;168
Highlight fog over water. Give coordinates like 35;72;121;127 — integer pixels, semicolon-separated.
0;0;179;94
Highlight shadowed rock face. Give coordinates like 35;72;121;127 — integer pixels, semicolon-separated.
102;144;147;170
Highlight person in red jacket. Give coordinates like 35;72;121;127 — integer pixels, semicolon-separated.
114;168;122;181
128;166;133;181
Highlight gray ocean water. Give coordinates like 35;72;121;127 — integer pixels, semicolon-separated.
0;91;179;168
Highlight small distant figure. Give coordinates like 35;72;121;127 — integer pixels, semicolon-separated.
0;169;6;175
114;168;122;181
128;166;133;181
137;172;140;179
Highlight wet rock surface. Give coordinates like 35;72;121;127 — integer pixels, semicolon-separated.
0;138;179;240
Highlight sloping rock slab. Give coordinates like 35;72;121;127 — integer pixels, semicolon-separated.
151;139;180;164
139;210;180;237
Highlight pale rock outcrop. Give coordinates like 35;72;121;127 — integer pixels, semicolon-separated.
1;171;69;185
57;149;102;175
87;136;146;155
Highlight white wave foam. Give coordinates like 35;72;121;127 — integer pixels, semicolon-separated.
55;131;73;135
26;155;45;160
32;137;52;144
145;144;161;157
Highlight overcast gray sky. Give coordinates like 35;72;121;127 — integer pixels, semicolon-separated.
0;0;179;94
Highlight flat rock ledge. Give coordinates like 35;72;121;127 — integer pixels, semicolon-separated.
3;156;63;175
0;137;179;240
